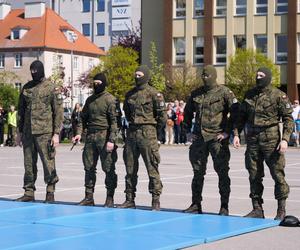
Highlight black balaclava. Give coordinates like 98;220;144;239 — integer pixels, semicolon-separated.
93;73;107;94
256;67;272;89
202;65;217;91
135;65;150;87
30;60;45;82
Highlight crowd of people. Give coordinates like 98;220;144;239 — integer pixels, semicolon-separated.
0;60;297;222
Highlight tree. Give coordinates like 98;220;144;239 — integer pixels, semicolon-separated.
149;41;166;92
0;84;19;110
88;46;139;101
0;71;19;86
226;49;280;101
164;63;202;102
113;21;141;62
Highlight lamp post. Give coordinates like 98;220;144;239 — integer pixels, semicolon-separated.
69;32;78;109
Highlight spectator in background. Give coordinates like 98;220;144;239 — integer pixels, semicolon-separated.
179;100;187;145
173;100;180;144
0;105;5;147
292;100;300;147
165;103;176;144
71;103;82;141
7;105;17;147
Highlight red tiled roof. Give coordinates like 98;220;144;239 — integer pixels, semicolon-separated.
0;8;104;56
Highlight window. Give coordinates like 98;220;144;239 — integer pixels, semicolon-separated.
255;35;267;54
97;0;105;12
82;0;90;12
175;0;186;18
82;23;90;36
194;37;204;64
97;23;105;36
235;35;246;49
276;0;288;14
194;0;204;17
74;56;78;70
174;38;185;64
15;53;22;67
57;55;63;66
215;36;226;64
216;0;227;16
88;59;94;69
276;34;288;63
15;83;22;91
235;0;246;16
99;47;105;51
256;0;267;15
0;54;4;68
12;30;20;40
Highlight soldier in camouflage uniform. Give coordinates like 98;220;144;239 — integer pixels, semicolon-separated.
233;67;294;220
73;73;120;207
183;65;238;215
118;65;167;211
16;60;63;203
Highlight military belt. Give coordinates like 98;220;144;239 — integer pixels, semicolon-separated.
87;127;107;133
246;124;278;136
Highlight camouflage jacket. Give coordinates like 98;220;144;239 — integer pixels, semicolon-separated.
77;91;121;143
184;85;238;142
235;86;294;142
123;84;167;131
18;79;63;135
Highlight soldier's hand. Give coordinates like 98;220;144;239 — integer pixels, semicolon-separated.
233;135;240;149
16;132;22;147
277;140;288;153
217;132;229;142
72;135;81;143
51;134;60;148
106;142;115;152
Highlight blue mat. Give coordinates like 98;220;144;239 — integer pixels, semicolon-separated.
0;200;279;250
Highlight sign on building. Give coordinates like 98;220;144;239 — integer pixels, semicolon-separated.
112;6;131;18
111;19;132;31
111;0;131;6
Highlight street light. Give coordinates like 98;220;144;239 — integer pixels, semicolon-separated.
68;31;78;109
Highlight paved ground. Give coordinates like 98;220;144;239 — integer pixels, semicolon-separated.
0;144;299;250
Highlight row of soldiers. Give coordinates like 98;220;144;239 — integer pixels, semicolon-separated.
15;60;294;221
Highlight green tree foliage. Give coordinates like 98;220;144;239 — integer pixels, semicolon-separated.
164;63;201;102
0;84;19;110
149;41;166;92
0;71;20;109
226;49;280;101
90;46;139;101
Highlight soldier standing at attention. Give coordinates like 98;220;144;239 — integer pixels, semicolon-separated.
73;73;120;207
183;65;238;216
16;60;63;203
118;65;167;211
233;67;294;220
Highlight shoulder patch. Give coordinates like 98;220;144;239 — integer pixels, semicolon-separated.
286;103;291;109
282;95;287;99
157;93;162;97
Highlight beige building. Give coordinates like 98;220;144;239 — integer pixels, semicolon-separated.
0;2;104;107
141;0;300;101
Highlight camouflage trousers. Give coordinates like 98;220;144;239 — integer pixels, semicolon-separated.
83;130;117;195
245;126;289;203
123;125;162;197
7;125;17;146
22;133;59;196
189;136;231;204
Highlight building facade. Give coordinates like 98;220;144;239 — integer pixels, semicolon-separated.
0;2;103;107
142;0;300;101
8;0;141;52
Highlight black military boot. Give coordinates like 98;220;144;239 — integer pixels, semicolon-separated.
274;199;286;221
15;194;35;202
44;192;55;203
244;199;264;218
118;194;136;209
104;196;114;208
79;193;95;206
152;195;160;211
219;203;229;216
183;203;202;214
